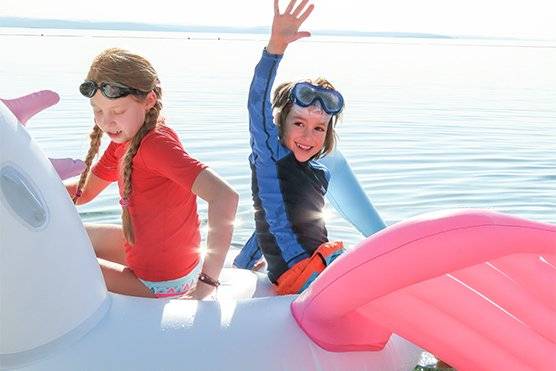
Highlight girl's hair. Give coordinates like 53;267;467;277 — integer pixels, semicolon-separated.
73;48;163;245
272;77;343;159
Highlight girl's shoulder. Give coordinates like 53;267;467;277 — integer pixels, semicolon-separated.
136;124;204;174
141;124;181;148
137;124;187;162
145;124;178;140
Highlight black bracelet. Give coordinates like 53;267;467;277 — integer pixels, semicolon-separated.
198;272;220;288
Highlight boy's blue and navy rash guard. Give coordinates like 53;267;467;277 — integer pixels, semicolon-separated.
249;49;330;283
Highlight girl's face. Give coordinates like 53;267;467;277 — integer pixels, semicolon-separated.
90;91;155;143
282;105;330;162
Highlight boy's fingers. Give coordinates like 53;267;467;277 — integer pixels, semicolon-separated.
284;0;296;15
292;0;309;18
298;4;314;24
291;31;311;42
274;0;280;15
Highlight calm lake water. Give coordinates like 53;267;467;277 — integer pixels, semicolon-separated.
1;28;555;249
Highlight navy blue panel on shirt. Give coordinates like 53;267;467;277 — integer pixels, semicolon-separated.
252;153;329;283
245;48;331;283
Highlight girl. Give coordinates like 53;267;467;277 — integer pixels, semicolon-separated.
66;48;238;300
236;0;362;295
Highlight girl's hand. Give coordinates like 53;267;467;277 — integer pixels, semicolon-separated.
179;281;215;300
267;0;314;55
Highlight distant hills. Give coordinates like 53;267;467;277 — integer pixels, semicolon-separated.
0;17;453;39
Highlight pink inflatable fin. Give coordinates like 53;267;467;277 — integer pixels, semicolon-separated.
49;158;86;180
292;210;556;371
0;90;59;125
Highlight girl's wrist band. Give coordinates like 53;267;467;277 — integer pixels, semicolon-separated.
198;272;220;288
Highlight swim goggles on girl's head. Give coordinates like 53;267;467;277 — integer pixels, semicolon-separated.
79;80;146;99
290;82;344;115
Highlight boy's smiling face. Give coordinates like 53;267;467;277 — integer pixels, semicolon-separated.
282;104;330;162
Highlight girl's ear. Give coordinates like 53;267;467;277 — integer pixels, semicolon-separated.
144;91;157;110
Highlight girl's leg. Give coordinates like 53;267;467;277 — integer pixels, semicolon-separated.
84;223;126;264
98;259;155;298
85;224;155;298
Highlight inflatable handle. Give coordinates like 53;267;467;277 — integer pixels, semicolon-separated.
49;158;86;180
291;210;556;370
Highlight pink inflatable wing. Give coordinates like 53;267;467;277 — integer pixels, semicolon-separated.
292;209;556;371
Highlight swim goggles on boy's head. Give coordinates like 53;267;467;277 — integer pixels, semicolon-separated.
290;82;344;115
79;80;146;99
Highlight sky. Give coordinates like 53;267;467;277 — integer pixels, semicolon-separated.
1;0;555;40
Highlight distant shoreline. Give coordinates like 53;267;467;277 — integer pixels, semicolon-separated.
0;16;454;40
2;17;554;44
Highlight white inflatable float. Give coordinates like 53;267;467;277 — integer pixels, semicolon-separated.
0;91;421;370
2;91;555;371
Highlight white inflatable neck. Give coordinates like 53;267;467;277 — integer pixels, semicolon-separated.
0;95;108;366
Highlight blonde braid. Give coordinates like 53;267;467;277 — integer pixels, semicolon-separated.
73;125;103;204
121;102;161;244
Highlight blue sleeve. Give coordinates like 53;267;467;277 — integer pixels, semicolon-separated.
318;149;387;236
248;49;290;163
246;49;309;267
233;233;262;269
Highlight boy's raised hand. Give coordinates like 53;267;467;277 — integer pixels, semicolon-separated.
267;0;314;55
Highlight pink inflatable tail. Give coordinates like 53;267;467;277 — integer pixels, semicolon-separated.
1;90;59;125
292;210;556;371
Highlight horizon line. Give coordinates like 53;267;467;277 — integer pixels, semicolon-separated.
1;16;543;41
0;16;556;42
